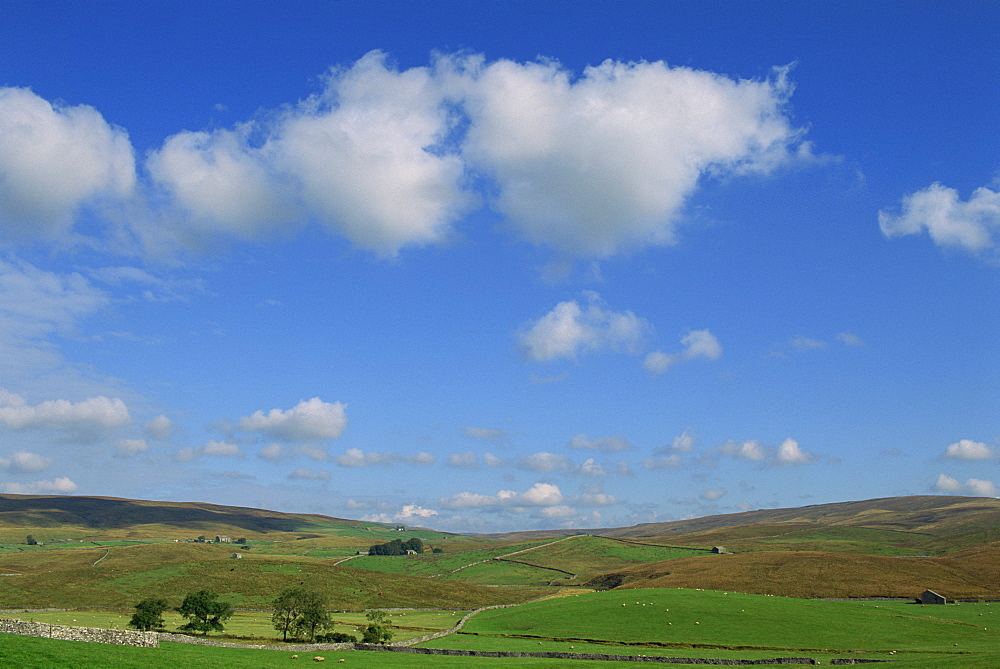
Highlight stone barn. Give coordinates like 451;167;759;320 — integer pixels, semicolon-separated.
919;589;948;604
711;546;728;554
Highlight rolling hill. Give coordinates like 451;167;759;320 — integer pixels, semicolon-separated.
0;493;997;604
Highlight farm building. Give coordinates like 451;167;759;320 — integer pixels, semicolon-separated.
711;546;728;554
215;535;232;543
919;590;948;604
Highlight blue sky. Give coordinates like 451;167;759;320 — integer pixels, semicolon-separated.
0;1;997;532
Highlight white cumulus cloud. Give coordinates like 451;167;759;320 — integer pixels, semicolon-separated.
879;182;1000;255
720;440;768;461
440;482;564;510
239;397;347;441
0;451;52;473
457;57;804;256
519;292;651;361
273;51;475;255
0;390;129;437
943;439;994;460
144;415;174;440
935;474;998;497
644;329;722;374
966;478;999;497
147;128;296;241
0;87;135;241
775;438;815;465
203;440;244;457
1;476;77;494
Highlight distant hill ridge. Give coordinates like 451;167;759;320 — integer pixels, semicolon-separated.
0;494;367;536
1;493;997;541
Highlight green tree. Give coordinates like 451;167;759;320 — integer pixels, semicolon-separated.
25;535;37;546
177;590;233;635
272;588;333;642
360;609;393;644
128;598;169;631
402;537;424;554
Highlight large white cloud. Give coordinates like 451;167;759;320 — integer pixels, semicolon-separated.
879;182;1000;255
519;292;651;361
271;51;475;255
146;128;296;241
943;439;994;460
5;53;808;258
0;87;135;241
239;397;347;441
0;390;129;435
457;57;804;255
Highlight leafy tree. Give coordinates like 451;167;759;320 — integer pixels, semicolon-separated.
25;535;37;546
432;547;444;554
128;598;169;631
316;631;357;643
368;537;424;556
177;590;233;635
235;537;247;545
360;609;393;644
272;588;333;642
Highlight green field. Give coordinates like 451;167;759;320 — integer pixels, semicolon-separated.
2;608;463;643
3;588;999;667
419;588;1000;665
0;636;674;668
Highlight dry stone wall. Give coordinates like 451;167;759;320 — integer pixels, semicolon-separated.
0;618;158;647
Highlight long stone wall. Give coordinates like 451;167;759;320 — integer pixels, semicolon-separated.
0;618;158;647
356;645;822;664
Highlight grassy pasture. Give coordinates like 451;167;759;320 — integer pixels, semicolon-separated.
3;608;461;643
0;636;680;668
347;538;562;576
498;536;710;574
420;588;1000;665
0;541;548;609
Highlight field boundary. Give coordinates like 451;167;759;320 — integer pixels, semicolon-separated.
0;617;158;648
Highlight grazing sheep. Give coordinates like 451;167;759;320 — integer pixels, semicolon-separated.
314;657;325;662
291;655;298;659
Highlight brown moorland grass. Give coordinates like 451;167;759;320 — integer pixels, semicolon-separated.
0;541;549;609
604;543;1000;598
